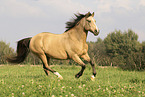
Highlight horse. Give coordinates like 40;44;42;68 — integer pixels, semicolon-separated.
7;12;100;81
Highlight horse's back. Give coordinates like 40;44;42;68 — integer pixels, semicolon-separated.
29;32;69;59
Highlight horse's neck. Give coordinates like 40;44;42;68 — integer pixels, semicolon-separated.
67;25;88;43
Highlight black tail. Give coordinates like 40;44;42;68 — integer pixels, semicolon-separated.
7;37;32;63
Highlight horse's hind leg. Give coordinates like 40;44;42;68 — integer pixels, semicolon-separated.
39;54;63;79
42;56;50;76
43;63;49;76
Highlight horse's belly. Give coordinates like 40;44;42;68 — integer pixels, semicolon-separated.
45;49;68;60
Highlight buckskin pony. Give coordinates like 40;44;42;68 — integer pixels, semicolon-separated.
7;12;100;81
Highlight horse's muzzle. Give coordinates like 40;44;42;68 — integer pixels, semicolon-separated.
93;29;100;36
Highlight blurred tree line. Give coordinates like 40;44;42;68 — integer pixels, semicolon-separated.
0;29;145;70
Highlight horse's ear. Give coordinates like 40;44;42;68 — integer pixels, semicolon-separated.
92;12;94;17
85;12;91;17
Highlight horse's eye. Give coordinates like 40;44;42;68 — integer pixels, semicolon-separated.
87;20;91;23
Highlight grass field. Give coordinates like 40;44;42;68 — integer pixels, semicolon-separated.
0;65;145;97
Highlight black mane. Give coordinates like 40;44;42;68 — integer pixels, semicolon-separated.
65;12;92;32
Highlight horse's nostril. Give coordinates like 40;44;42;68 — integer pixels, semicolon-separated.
93;29;99;36
95;29;98;32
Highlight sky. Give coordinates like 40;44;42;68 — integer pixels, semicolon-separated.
0;0;145;49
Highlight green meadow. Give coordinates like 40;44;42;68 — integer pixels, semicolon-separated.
0;65;145;97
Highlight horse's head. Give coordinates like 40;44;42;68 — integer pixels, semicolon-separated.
84;12;100;36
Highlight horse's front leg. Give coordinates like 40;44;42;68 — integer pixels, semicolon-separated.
72;54;86;78
81;53;96;81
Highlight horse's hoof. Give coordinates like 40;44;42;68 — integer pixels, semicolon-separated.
54;72;63;80
58;76;63;80
75;74;80;78
91;75;95;81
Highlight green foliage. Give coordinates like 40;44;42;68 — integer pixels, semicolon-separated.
141;41;145;69
104;29;140;58
104;29;144;70
88;38;110;66
0;41;14;64
0;65;144;96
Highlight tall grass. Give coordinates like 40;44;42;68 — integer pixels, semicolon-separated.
0;65;145;97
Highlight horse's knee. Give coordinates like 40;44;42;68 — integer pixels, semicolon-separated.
90;60;95;66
